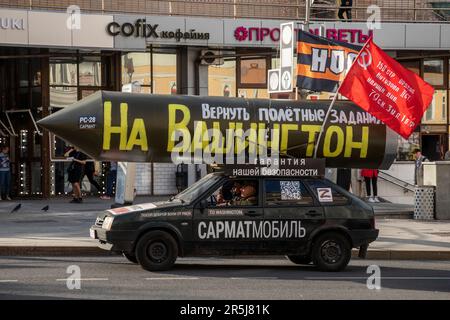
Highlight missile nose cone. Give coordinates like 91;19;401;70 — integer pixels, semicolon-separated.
36;113;60;131
37;91;104;158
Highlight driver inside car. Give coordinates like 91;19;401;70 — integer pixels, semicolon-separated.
216;180;234;205
231;182;257;206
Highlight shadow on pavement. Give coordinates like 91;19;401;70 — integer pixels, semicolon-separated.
163;261;450;293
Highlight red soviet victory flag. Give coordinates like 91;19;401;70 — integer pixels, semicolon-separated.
338;38;435;139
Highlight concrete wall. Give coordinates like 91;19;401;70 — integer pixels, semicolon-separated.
133;163;178;196
378;162;415;204
423;162;450;220
152;163;178;195
134;163;152;195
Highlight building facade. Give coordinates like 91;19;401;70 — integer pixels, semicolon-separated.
0;0;449;198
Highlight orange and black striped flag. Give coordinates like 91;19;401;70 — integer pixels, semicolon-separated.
296;30;361;93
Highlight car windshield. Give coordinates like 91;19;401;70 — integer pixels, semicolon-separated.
172;173;222;204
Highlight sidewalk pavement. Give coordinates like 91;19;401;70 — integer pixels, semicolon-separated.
0;196;449;259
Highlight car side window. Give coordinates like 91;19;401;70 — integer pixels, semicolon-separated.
306;180;349;205
264;180;314;206
206;178;259;207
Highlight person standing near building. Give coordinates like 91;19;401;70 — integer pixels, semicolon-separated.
101;161;117;200
338;0;353;22
65;146;87;203
361;169;379;203
0;145;11;201
413;148;428;186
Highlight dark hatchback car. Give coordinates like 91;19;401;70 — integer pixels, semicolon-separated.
90;172;378;272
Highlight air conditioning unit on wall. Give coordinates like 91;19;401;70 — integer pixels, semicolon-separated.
200;50;224;65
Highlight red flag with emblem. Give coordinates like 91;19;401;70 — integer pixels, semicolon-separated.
338;38;435;139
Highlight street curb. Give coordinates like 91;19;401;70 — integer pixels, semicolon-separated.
351;249;450;260
1;246;450;260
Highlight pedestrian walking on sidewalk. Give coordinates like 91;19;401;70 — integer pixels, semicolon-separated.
100;161;117;200
81;159;102;195
65;146;87;203
361;169;379;203
0;145;11;201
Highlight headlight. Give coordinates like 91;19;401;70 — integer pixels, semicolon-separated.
102;216;114;230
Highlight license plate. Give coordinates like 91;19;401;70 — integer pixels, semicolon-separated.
89;228;97;239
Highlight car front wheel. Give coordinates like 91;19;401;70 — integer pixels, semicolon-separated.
135;230;178;271
312;232;351;272
286;254;312;265
122;252;138;264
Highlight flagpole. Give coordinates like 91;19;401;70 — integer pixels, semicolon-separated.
312;89;340;159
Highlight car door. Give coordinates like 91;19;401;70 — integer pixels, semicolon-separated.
192;177;265;255
263;178;325;255
305;179;353;226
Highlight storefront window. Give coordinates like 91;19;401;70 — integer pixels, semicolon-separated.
208;60;236;97
238;57;268;88
49;54;109;196
424;59;444;87
18;60;29;87
50;87;77;108
397;132;420;161
237;88;269;99
121;51;177;94
50;61;77;86
153;53;177;94
79;58;101;86
400;60;420;76
31;60;41;86
121;52;151;86
423;90;447;124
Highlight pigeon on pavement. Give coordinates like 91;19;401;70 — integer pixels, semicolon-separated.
10;203;21;213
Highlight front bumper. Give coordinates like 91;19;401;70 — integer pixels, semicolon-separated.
90;225;135;253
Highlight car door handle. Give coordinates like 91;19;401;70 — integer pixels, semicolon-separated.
244;210;262;217
306;210;322;217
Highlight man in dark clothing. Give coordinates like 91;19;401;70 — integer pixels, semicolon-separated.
336;168;352;191
81;160;102;195
338;0;353;22
64;146;87;203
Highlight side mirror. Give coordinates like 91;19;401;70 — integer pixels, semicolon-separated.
198;199;207;210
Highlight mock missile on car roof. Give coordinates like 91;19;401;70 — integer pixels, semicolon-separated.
37;90;397;169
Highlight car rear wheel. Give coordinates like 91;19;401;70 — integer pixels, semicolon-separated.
312;232;351;272
135;230;178;271
286;254;312;265
122;252;138;264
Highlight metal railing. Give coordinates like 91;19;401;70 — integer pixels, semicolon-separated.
378;171;416;193
0;0;449;23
